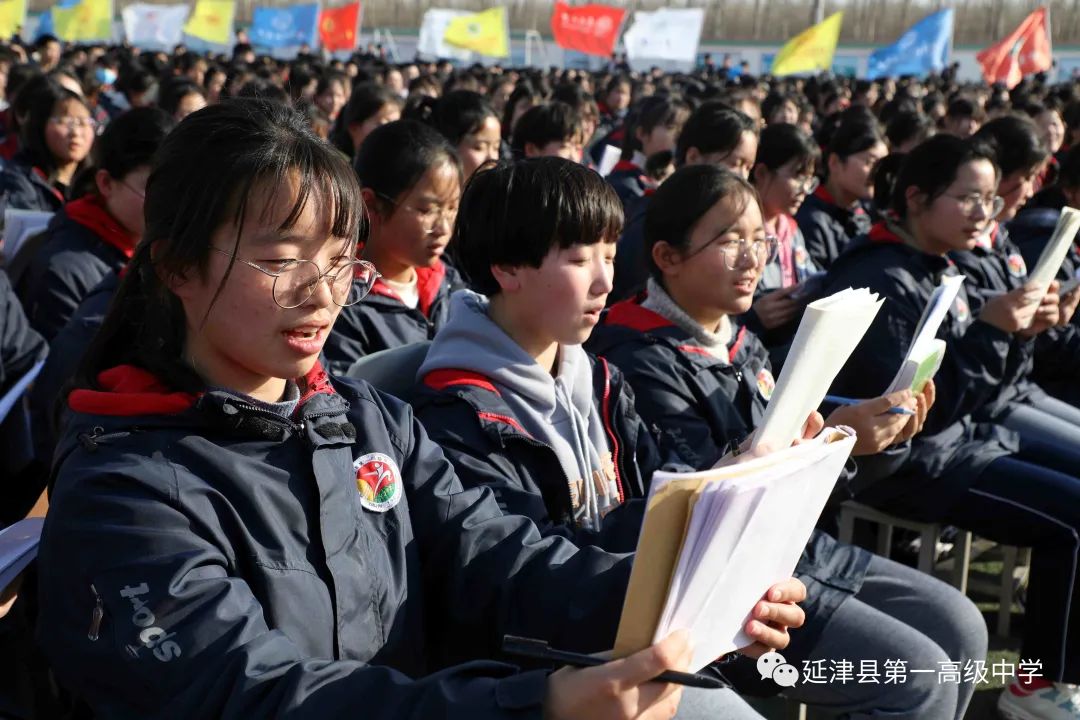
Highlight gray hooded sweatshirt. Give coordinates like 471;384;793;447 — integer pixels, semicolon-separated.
417;290;619;531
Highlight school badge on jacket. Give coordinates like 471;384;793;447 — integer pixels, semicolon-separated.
1006;253;1028;278
757;368;776;401
354;452;403;512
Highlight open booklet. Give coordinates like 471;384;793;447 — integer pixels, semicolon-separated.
1025;206;1080;315
752;288;883;451
613;427;857;671
884;274;965;394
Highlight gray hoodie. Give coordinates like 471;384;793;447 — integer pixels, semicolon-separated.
417;290;619;530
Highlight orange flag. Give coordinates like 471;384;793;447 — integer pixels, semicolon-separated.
319;2;361;52
977;7;1052;88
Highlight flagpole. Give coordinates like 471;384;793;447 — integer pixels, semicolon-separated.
355;0;363;56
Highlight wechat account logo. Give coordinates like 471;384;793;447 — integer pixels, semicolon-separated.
758;650;800;687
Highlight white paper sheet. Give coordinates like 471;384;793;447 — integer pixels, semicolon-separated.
752;288;882;451
0;518;44;593
885;275;964;394
2;209;53;265
650;428;857;670
1028;206;1080;293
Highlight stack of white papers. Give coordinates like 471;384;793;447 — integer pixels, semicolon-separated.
1028;206;1080;295
752;288;883;451
885;274;965;394
2;209;53;265
614;428;857;670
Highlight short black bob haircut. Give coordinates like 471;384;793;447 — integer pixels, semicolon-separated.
510;101;582;158
450;157;622;296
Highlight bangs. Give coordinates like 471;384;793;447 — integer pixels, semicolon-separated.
228;134;365;252
553;165;624;247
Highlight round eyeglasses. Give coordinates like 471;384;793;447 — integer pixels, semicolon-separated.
713;235;780;270
212;248;380;309
946;192;1006;219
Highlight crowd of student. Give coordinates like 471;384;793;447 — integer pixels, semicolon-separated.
1;32;1080;720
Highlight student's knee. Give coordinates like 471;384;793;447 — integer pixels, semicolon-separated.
888;641;960;716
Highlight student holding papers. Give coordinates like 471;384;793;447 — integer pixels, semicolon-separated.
946;117;1080;449
827;134;1080;718
415;158;805;720
588;164;985;720
1009;142;1080;406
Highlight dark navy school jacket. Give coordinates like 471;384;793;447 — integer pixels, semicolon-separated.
825;224;1018;520
795;185;873;271
0;154;65;213
16;194;134;342
323;261;463;375
411;354;659;555
37;362;639;719
610;194;650;305
606;160;650;213
947;223;1047;417
29;271;117;466
585;296;878;656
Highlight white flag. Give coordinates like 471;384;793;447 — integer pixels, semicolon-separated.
623;8;704;66
417;8;472;61
122;2;190;49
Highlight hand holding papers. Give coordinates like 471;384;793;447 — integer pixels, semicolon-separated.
613;428;857;671
752;288;883;451
885;274;965;394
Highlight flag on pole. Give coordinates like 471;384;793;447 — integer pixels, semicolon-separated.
184;0;235;45
867;9;953;79
0;0;26;39
418;8;471;60
550;2;624;58
318;2;360;52
443;6;508;57
123;2;189;48
622;8;704;65
52;0;112;42
251;3;319;48
977;7;1052;88
770;11;844;76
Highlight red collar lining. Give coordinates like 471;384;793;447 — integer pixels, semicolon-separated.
423;369;501;396
603;297;674;332
368;261;447;317
65;193;137;259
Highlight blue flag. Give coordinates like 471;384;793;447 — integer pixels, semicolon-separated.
867;9;953;79
250;3;319;49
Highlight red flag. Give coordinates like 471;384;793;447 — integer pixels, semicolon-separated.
319;2;361;52
977;7;1052;88
550;1;625;57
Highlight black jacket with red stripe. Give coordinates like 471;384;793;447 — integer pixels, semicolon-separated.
323;261;464;375
947;222;1046;417
795;185;873;271
411;355;663;555
585;295;771;470
824;223;1018;520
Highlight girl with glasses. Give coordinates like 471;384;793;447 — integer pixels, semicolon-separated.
588;163;986;720
16;107;174;342
0;78;95;212
322;119;465;375
827;134;1080;720
748;123;825;370
36;98;694;720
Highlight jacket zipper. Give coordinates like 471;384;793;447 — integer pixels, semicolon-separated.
596;357;625;503
88;584;104;641
224;401;345;434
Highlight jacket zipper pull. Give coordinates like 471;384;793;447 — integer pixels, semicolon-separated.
88;584;104;641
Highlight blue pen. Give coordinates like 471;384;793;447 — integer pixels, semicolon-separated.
823;395;915;415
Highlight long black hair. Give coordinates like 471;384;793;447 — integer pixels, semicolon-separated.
20;78;93;178
887;135;998;219
76;99;363;392
354;119;461;215
329;81;403;157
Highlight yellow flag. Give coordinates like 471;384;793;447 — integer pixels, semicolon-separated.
443;6;508;57
0;0;25;38
184;0;235;45
771;12;844;76
52;0;111;42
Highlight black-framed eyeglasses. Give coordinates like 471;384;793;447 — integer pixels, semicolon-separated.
211;247;379;309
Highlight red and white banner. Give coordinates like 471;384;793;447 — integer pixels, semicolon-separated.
550;1;625;57
976;7;1052;88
